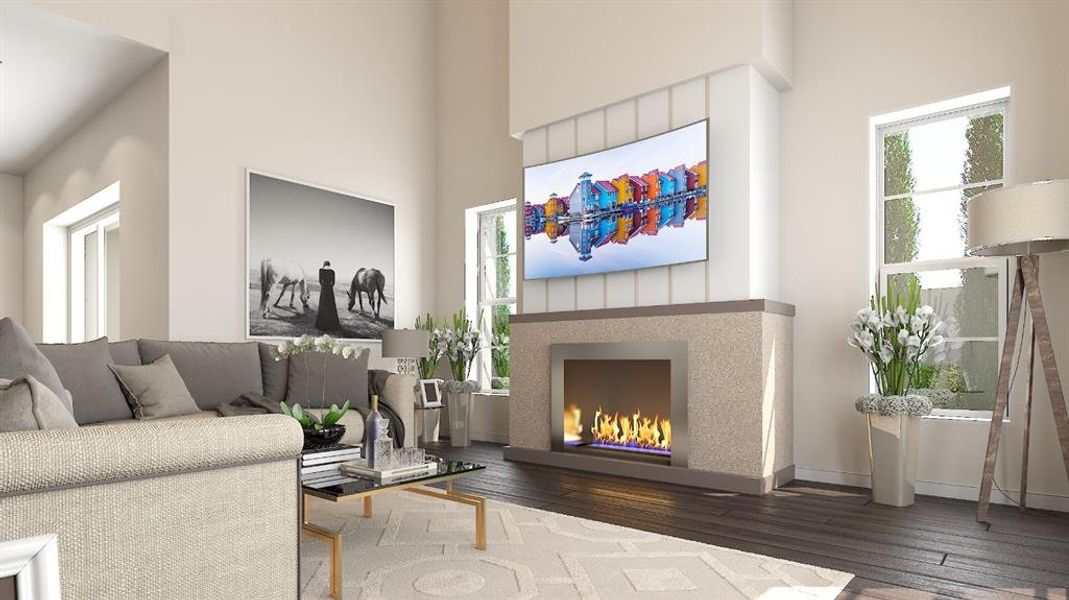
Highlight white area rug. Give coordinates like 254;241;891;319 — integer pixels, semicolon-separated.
300;490;853;599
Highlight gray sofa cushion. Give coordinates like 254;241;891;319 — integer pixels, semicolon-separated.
109;340;142;366
109;355;201;420
258;343;288;404
285;348;370;409
137;340;263;410
0;317;68;413
37;337;133;424
0;376;79;432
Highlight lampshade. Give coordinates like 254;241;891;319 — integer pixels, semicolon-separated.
381;329;430;358
966;179;1069;257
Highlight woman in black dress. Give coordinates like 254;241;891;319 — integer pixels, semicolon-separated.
314;261;342;332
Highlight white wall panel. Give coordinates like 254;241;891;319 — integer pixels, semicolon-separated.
546;278;576;312
707;67;752;301
546;119;576;162
521;127;548;313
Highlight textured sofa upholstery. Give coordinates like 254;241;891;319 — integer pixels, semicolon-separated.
0;415;303;599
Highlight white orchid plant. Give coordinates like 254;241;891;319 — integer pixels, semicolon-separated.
273;334;362;419
441;310;481;388
849;278;945;415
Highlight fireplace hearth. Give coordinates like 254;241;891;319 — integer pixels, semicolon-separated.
551;341;687;468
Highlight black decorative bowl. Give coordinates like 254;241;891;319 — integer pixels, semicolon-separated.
303;424;346;448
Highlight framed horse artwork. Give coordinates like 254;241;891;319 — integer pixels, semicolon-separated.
245;169;396;341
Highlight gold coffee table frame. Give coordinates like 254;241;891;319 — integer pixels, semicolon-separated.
302;472;487;599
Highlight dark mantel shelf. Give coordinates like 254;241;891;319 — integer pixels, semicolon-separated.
510;299;795;324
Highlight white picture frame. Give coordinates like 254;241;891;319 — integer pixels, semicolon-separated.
0;534;62;600
418;379;443;408
245;168;397;342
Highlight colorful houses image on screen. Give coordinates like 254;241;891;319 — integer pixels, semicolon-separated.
524;163;708;259
523;121;708;279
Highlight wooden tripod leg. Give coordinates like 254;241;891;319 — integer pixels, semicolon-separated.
977;261;1025;523
1020;255;1069;487
1020;324;1036;511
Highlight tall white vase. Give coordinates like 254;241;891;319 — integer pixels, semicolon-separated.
446;391;473;447
867;414;921;507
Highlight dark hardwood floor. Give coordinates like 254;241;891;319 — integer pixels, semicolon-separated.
424;441;1069;599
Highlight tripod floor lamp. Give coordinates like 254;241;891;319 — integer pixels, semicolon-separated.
966;179;1069;523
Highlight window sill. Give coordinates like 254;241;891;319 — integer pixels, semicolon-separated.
924;413;997;423
478;390;511;398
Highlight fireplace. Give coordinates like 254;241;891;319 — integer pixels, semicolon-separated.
551;341;688;467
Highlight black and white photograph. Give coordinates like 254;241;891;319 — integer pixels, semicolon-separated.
246;170;395;341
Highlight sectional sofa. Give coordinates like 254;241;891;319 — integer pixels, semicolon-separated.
0;324;415;599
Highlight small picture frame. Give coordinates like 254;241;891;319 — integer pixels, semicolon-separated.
418;379;443;408
0;534;61;600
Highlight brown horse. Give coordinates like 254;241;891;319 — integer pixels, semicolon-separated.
346;267;387;319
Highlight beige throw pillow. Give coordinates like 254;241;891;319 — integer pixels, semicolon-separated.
0;376;79;432
108;355;200;420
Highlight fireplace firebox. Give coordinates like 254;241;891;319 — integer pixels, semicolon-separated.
551;341;687;467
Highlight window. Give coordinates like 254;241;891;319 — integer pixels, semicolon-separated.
874;90;1009;418
466;200;517;392
69;209;120;342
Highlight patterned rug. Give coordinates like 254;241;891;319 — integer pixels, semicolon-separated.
300;489;853;599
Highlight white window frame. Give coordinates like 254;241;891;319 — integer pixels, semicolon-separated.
465;199;517;394
69;208;119;343
871;89;1011;420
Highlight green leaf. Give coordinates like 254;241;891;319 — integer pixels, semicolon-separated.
279;402;291;417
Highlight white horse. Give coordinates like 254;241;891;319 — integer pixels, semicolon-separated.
259;259;310;318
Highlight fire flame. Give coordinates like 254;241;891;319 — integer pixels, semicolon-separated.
589;406;671;452
564;404;584;443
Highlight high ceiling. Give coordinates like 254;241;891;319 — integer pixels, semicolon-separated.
0;1;165;175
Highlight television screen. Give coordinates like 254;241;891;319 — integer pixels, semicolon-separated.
523;120;708;280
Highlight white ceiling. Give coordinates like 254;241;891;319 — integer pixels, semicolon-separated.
0;1;166;175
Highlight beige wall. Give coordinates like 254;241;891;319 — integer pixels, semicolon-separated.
783;0;1069;507
23;59;168;341
34;2;440;367
435;0;522;315
508;0;792;135
0;173;24;321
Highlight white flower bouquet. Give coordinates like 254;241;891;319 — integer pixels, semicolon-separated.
442;310;481;384
848;278;945;416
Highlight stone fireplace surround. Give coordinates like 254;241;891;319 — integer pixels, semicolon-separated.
505;299;794;495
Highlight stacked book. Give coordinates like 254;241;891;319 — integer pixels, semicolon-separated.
340;458;439;484
301;443;362;487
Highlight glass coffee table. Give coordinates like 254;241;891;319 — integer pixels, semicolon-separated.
301;457;487;599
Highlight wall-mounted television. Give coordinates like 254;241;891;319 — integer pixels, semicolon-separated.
523;120;708;280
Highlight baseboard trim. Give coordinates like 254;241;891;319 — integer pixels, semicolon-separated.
795;467;1069;513
503;446;793;496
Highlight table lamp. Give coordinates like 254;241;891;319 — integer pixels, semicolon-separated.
381;329;430;376
966;179;1069;522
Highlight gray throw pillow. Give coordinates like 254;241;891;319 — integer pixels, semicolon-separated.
108;354;201;420
285;347;370;409
37;337;134;424
259;343;289;404
108;340;142;366
0;376;79;432
137;340;263;410
0;318;68;412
